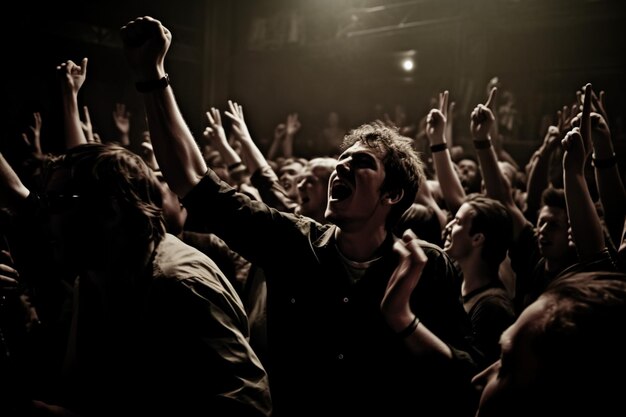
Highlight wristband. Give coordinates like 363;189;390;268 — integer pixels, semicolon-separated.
135;73;170;93
397;316;420;338
430;143;448;153
473;139;492;150
592;153;617;169
228;161;245;171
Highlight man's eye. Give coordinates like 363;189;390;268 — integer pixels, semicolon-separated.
352;155;375;169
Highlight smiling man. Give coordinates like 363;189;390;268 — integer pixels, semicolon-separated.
121;16;479;417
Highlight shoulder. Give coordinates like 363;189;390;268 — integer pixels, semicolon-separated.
152;235;238;294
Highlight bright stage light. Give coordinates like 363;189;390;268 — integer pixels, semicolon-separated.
401;58;414;72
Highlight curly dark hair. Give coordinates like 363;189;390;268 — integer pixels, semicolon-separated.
341;121;425;230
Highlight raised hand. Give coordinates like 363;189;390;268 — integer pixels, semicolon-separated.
579;83;593;157
57;58;88;96
0;249;19;292
470;104;495;140
274;123;286;141
112;102;131;142
204;107;228;145
425;91;449;144
120;16;171;81
21;112;43;158
590;89;608;123
558;103;578;133
485;86;499;140
224;100;252;142
562;127;585;175
425;109;446;144
80;105;97;143
381;229;428;332
204;106;242;169
439;91;455;146
285;113;301;137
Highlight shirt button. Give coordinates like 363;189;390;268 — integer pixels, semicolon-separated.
342;297;349;303
290;298;296;304
337;353;344;360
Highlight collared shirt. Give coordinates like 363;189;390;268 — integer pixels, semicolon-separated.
183;170;479;417
64;234;272;417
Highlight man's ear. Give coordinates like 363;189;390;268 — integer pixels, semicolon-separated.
382;189;404;206
472;232;485;247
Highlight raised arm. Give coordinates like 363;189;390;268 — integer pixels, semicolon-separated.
224;100;269;175
282;113;301;158
204;107;241;168
21;112;43;160
525;108;571;221
562;126;605;260
120;16;206;197
57;58;89;149
112;102;131;147
266;123;285;161
0;152;30;209
426;90;465;214
470;96;527;239
561;83;605;260
588;90;626;246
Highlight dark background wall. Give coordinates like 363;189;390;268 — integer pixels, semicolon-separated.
4;0;626;164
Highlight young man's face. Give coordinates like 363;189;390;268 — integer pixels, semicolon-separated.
536;205;570;261
443;202;477;261
325;142;389;229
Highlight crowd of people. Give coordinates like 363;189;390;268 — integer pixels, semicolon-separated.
1;15;625;417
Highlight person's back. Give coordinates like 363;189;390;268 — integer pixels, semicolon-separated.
38;143;271;417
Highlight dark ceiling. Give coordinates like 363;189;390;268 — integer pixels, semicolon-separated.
5;0;626;161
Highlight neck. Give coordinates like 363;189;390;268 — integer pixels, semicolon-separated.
335;224;388;262
459;256;498;296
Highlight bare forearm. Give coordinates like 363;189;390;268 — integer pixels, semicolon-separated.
62;92;87;149
525;149;551;218
143;87;207;197
565;173;605;259
239;137;270;175
595;166;626;245
432;151;465;214
0;153;30;208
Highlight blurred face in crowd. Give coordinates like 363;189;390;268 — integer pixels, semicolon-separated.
457;158;481;193
296;158;335;223
278;160;305;202
536;205;570;261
